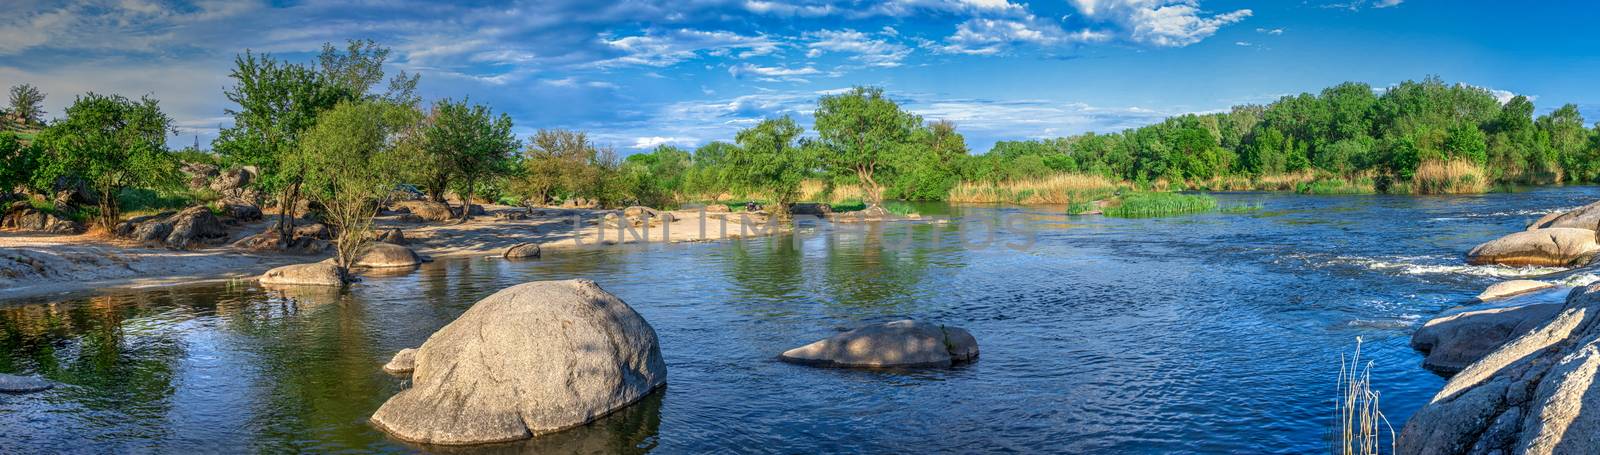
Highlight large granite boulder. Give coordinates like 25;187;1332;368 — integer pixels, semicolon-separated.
393;200;452;222
503;243;541;259
165;206;229;249
1466;228;1600;267
355;242;421;268
1;207;82;234
209;167;253;193
1399;284;1600;454
259;262;345;287
1527;200;1600;231
1475;280;1556;302
383;348;417;376
130;220;173;244
1411;302;1564;373
219;203;262;222
780;319;979;368
370;280;667;445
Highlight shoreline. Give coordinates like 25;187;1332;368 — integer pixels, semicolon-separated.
0;206;783;302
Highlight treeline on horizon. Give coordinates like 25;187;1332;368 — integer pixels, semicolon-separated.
4;37;1599;237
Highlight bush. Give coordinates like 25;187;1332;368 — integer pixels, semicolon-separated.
1412;159;1488;194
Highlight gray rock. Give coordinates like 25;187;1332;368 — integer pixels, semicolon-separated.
780;319;979;368
1527;201;1600;231
1411;302;1563;373
209;167;253;193
375;228;405;244
220;203;262;222
1;208;82;234
130;220;173;244
369;280;666;445
355;242;420;268
0;373;54;393
392;200;452;222
1466;228;1600;267
503;242;541;259
165;206;228;249
259;262;345;287
383;348;417;376
1476;280;1556;302
1399;284;1600;455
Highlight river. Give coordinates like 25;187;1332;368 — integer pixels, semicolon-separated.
3;188;1598;453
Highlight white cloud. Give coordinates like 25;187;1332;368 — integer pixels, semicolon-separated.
1234;41;1251;46
594;29;781;68
1460;83;1535;105
804;29;912;67
1374;0;1403;8
631;136;695;149
1256;27;1283;35
935;16;1110;55
1067;0;1252;47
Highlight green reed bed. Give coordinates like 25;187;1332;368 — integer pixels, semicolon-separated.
1103;192;1218;218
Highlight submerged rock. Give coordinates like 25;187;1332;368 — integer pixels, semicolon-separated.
1411;301;1563;373
503;242;541;259
780;319;979;368
1466;228;1600;267
383;348;417;376
1399;283;1600;454
370;279;666;445
259;262;345;287
0;373;54;393
1475;280;1556;301
355;242;421;268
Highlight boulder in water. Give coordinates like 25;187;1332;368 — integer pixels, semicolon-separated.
0;373;54;393
1410;302;1563;373
369;279;667;445
1526;200;1600;231
355;242;420;268
780;319;979;368
1399;284;1600;454
259;262;345;287
1465;228;1600;267
383;348;417;376
1475;280;1556;301
503;242;541;259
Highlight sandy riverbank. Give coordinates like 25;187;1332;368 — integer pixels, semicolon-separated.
0;206;778;301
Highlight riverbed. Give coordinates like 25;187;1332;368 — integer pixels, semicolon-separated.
3;188;1597;453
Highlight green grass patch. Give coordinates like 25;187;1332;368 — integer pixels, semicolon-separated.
1066;200;1096;215
882;202;916;216
119;187;211;214
1294;178;1375;195
1103;192;1218;218
829;199;866;212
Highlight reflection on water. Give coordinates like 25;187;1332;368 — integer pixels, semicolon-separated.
2;187;1599;453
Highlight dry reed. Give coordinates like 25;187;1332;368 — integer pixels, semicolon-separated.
1334;337;1395;455
948;174;1121;204
1412;160;1488;194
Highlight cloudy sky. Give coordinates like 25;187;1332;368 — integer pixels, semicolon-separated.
3;0;1598;153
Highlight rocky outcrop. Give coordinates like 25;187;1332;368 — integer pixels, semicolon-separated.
1527;201;1600;231
780;319;979;368
259;261;345;287
219;203;262;222
503;242;541;259
1399;284;1600;454
374;228;405;244
383;348;417;376
354;242;420;268
392;200;452;222
1466;228;1600;267
1476;280;1556;302
1411;302;1563;373
0;206;82;234
369;280;667;445
209;167;253;193
165;206;229;249
0;373;55;393
788;202;833;217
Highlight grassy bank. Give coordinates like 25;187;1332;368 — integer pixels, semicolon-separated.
949;174;1121;205
1102;192;1218;218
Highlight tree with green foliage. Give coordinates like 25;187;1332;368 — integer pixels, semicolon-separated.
684;141;738;199
33;93;174;229
419;98;519;221
887;120;969;200
813;86;921;207
514;129;597;205
730;116;808;216
8;84;46;126
298;100;420;271
620;145;691;207
0;132;38;197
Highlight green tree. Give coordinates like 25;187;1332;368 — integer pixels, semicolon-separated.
419;98;520;221
730;116;809;216
8;84;46;126
0;132;39;196
514;129;598;205
813;86;921;207
298;100;420;271
33;93;175;229
888;120;968;200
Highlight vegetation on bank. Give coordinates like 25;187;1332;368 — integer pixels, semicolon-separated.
1102;192;1218;218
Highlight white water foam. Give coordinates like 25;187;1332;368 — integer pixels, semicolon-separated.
1322;254;1566;278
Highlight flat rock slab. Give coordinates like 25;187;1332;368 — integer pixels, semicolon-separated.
0;373;55;393
260;262;345;287
780;319;978;368
1466;228;1600;267
1475;280;1556;301
1412;302;1564;373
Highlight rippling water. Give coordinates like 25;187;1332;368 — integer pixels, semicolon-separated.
4;188;1599;453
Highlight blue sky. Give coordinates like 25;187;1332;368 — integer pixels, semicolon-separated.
3;0;1599;154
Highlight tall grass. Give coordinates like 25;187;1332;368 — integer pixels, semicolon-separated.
949;174;1120;205
1102;192;1217;218
1256;170;1323;191
1333;337;1395;455
1411;159;1488;194
1297;178;1376;195
798;180;864;204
